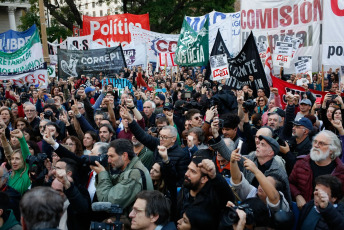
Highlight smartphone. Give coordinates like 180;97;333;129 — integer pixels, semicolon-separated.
237;140;244;155
315;97;322;104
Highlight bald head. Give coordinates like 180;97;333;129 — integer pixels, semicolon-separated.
255;127;273;146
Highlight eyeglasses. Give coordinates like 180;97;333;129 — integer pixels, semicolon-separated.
131;208;145;215
258;99;265;102
25;110;35;112
78;107;83;110
313;140;331;147
160;135;174;140
39;125;46;129
193;116;203;120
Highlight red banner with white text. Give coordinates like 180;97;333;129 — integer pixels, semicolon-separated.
82;13;150;47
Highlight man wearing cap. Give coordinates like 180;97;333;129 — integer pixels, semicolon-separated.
85;86;96;104
280;117;313;175
295;98;312;121
154;94;165;114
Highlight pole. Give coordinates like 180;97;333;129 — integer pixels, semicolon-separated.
321;65;324;91
39;0;50;65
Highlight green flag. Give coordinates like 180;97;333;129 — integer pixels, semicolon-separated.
175;17;209;66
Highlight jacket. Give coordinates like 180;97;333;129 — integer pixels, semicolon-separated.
0;210;21;230
177;174;235;226
297;201;344;230
161;222;177;230
0;185;21;221
96;156;153;212
128;120;190;185
289;155;344;202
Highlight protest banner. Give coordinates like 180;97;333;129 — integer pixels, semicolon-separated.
0;29;44;75
284;35;302;56
322;0;344;66
159;53;176;67
210;54;230;81
59;35;93;50
175;18;209;66
0;24;37;53
57;46;126;78
241;0;322;73
101;78;134;92
208;31;270;96
272;76;343;108
272;54;292;68
295;59;312;74
264;46;274;86
122;43;146;67
185;11;241;56
130;24;179;63
83;13;150;47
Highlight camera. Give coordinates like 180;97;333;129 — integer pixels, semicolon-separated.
26;153;48;167
242;99;257;113
219;204;254;227
84;153;108;167
91;203;123;230
44;110;53;119
203;82;211;89
331;94;338;99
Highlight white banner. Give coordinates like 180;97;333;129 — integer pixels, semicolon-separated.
6;67;49;89
275;42;293;56
185;11;241;57
123;43;146;67
295;59;312;73
130;25;179;63
322;0;344;65
241;0;322;73
210;54;230;80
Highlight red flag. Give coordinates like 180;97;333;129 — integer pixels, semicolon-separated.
264;47;274;86
136;72;152;91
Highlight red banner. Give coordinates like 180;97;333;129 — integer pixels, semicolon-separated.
272;76;341;108
82;13;150;47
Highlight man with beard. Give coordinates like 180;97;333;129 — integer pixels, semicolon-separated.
154;94;165;114
91;139;153;216
132;136;154;170
177;151;235;229
99;123;115;143
289;130;344;210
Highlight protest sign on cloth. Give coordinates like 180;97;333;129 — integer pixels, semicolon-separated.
185;11;241;56
210;54;230;81
272;76;343;108
159;53;176;67
0;24;37;53
241;0;322;73
284;35;302;56
175;18;209;66
101;78;134;92
274;42;293;56
0;29;44;75
129;24;179;63
57;46;127;78
264;46;274;86
207;31;270;96
322;0;344;65
83;13;150;47
122;42;146;67
59;35;93;50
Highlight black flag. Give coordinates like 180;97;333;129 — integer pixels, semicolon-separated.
207;30;270;97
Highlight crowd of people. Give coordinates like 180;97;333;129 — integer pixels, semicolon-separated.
0;65;344;230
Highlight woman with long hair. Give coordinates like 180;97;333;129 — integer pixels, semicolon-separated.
63;136;84;157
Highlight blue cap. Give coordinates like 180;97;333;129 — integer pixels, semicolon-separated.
293;117;313;131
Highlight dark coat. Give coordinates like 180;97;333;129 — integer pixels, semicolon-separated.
177;174;235;228
297;201;344;230
1;184;21;221
289;155;344;202
128;120;190;185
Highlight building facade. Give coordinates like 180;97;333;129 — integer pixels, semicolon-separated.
0;0;30;33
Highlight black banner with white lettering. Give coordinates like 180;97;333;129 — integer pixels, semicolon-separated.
208;31;270;97
57;45;127;78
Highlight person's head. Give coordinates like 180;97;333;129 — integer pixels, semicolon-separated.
107;139;135;171
292;117;312;139
314;175;343;205
45;122;60;139
251;113;262;127
257;96;268;107
94;111;106;128
177;207;214;230
256;135;279;164
187;127;205;146
23;128;34;142
0;107;14;125
63;136;83;157
150;162;162;182
0;167;9;188
267;113;281;131
24;104;36;120
90;142;109;156
77;102;85;115
268;99;276;110
99;124;115;143
143;101;155;118
257;88;265;97
159;126;178;149
222;114;240;140
20;186;64;230
129;190;171;229
330;82;339;92
299;99;312;113
186;109;202;128
154;94;165;106
257;173;290;205
55;158;77;182
39;119;50;136
83;131;98;149
310;130;341;163
326;106;336;121
14;117;29;130
10;149;24;171
332;108;342;121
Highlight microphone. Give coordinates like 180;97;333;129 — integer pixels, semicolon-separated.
91;202;112;212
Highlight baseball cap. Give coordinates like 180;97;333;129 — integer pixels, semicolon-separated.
85;86;96;94
300;99;312;106
157;94;166;102
259;135;280;155
163;102;173;111
268;108;285;118
292;117;313;131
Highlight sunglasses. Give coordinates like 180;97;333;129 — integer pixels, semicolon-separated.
193;116;203;120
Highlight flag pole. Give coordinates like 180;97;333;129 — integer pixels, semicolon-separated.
321;65;324;91
38;0;50;65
